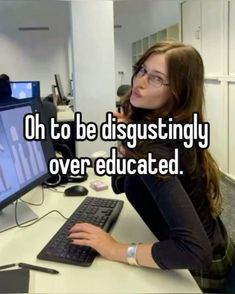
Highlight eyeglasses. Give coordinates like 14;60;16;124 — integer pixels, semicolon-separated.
133;64;169;88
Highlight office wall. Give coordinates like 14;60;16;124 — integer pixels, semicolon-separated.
114;0;180;90
181;0;235;181
0;0;70;97
70;1;116;157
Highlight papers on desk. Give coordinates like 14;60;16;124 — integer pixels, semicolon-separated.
57;105;74;122
57;105;70;112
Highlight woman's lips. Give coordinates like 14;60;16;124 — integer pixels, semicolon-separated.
131;89;141;98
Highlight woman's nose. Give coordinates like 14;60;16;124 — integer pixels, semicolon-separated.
135;74;148;88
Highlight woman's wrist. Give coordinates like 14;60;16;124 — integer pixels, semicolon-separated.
107;242;128;263
126;243;140;266
106;242;159;269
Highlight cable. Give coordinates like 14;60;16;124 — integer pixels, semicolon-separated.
20;186;45;206
46;187;66;193
14;200;68;229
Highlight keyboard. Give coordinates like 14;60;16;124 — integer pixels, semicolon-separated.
37;196;124;267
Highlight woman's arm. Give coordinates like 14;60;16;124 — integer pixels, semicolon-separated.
68;174;212;269
138;174;213;269
68;222;159;268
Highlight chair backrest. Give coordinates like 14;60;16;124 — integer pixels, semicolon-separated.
117;84;131;98
42;100;74;160
42;100;57;127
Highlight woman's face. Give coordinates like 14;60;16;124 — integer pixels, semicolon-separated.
130;53;172;110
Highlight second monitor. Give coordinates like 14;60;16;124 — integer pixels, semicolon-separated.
10;81;40;99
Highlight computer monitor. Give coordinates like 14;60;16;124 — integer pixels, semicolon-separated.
0;102;55;232
54;74;68;105
51;85;58;107
10;81;40;99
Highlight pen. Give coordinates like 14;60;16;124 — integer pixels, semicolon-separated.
18;263;59;274
0;263;17;270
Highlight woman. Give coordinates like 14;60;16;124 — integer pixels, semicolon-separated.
69;41;235;293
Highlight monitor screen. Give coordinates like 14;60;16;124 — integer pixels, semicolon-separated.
10;81;40;99
0;102;55;230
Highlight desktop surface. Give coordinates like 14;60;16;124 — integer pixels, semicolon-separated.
0;169;201;293
57;105;74;122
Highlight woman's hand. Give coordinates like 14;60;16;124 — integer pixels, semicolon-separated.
112;111;128;124
68;223;127;261
68;223;159;268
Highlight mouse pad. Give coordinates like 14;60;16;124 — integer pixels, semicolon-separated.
0;268;30;293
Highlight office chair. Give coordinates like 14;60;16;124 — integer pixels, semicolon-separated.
41;100;73;159
42;100;57;122
41;100;75;187
41;100;88;187
117;84;131;98
116;84;131;112
225;261;235;292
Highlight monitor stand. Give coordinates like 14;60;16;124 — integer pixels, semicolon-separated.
0;202;38;233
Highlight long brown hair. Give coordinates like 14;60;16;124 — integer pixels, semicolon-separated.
122;41;222;217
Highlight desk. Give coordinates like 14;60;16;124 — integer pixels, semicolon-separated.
57;106;74;122
0;170;201;293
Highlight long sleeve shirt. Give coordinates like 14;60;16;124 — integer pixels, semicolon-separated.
111;145;226;270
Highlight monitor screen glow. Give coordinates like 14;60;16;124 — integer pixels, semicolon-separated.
10;81;40;99
0;102;54;212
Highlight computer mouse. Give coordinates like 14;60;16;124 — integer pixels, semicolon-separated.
64;185;88;197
